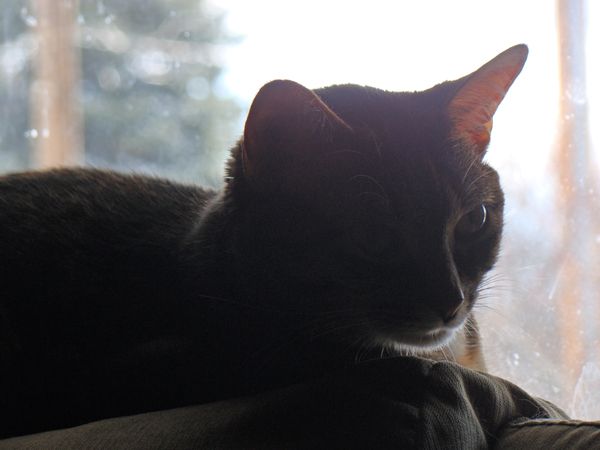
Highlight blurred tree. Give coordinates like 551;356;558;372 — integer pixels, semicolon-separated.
0;0;32;171
78;0;241;186
0;0;242;186
554;0;594;387
31;0;83;167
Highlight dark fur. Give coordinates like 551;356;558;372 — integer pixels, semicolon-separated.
0;80;503;437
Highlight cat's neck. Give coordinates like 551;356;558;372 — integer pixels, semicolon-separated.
181;191;239;297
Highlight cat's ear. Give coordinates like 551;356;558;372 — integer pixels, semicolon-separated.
243;80;352;183
447;44;528;156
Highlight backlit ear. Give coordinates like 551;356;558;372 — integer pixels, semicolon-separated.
448;44;528;156
243;79;351;182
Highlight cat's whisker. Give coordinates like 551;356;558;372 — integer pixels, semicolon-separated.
463;319;479;336
442;345;455;363
461;156;479;185
356;191;390;206
339;334;370;363
473;305;510;322
477;287;513;299
380;345;386;360
476;293;509;303
354;338;372;364
348;174;389;201
478;280;512;288
464;169;493;195
479;275;510;285
365;129;384;162
480;272;510;284
473;295;500;308
510;264;546;272
322;149;366;158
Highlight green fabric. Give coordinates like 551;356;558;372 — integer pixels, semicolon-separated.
495;420;600;450
0;357;585;450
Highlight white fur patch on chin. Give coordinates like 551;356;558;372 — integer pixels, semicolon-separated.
380;322;464;355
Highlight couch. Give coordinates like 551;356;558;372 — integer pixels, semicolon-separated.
2;357;599;449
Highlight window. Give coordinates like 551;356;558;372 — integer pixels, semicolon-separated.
1;0;597;418
1;0;240;185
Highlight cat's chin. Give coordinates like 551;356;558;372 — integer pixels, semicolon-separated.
378;323;462;353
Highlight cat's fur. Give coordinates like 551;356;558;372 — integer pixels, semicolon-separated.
0;45;527;437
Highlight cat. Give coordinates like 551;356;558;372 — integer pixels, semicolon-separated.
0;44;528;438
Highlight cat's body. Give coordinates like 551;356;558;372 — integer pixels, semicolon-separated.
0;45;527;437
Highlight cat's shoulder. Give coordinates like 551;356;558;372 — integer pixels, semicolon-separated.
0;168;217;241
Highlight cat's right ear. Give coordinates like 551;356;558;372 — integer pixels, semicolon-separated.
447;44;528;157
242;80;352;186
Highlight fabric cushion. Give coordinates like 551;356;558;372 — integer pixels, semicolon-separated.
0;357;587;450
494;419;600;450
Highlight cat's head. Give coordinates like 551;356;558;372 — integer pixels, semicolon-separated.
227;45;528;351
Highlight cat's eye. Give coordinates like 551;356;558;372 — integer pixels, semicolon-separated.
456;204;487;238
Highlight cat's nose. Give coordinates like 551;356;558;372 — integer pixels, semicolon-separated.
442;287;465;324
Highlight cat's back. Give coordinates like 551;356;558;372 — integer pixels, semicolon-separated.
0;167;215;337
0;168;214;247
0;168;223;436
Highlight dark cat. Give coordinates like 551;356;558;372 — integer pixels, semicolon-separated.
0;45;528;437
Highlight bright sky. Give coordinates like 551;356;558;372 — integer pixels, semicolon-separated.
208;1;562;175
207;0;597;192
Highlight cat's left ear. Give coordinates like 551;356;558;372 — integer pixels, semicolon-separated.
447;44;528;156
242;79;352;188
